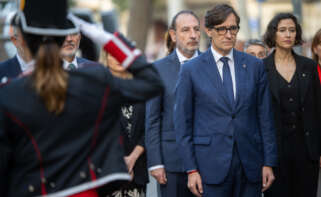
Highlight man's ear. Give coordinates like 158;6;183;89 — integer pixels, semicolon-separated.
9;26;17;44
204;28;212;37
169;29;176;43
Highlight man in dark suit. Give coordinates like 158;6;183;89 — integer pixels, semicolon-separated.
145;10;200;197
0;14;33;82
61;32;90;69
174;4;278;197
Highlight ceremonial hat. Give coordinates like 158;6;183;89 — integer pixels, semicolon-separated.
16;0;78;36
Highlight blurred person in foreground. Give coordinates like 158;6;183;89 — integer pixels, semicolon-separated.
311;28;321;83
263;13;321;197
0;0;163;197
244;39;268;59
145;10;200;197
174;4;277;197
100;52;149;197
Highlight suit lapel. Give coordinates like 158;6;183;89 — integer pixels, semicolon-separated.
169;51;181;77
233;50;247;111
293;53;310;105
203;49;232;109
77;57;85;68
12;56;23;76
265;52;281;104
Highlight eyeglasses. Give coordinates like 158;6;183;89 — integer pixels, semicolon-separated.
213;25;239;35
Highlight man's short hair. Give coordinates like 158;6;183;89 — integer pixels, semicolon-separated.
244;39;267;52
205;4;240;29
169;10;200;31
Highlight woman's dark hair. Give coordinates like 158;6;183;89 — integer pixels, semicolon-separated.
205;4;240;29
166;10;200;54
311;28;321;62
263;13;303;48
20;26;68;114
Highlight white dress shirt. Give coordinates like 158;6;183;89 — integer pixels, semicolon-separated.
176;48;198;65
16;53;34;73
210;46;236;99
63;57;78;70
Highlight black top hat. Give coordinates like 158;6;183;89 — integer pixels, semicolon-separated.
17;0;78;36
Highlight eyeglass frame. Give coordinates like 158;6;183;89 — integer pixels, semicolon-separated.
212;25;240;35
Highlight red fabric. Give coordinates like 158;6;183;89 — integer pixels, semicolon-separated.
187;170;199;175
104;41;127;64
69;189;98;197
317;64;321;84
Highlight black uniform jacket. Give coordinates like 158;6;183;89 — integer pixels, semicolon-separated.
0;58;163;197
264;51;321;162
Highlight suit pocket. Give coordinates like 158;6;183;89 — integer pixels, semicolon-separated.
193;136;211;145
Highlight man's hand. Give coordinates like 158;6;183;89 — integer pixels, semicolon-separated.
262;166;275;192
150;168;167;184
188;172;203;197
319;156;321;168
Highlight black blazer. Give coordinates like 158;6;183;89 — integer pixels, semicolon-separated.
120;103;148;186
0;59;162;197
264;51;321;162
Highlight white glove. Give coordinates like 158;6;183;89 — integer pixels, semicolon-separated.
69;14;141;68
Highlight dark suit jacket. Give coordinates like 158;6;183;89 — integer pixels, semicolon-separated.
264;51;321;162
145;50;185;172
174;48;278;184
0;59;163;197
0;56;21;80
120;103;148;185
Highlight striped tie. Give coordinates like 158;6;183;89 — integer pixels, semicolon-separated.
68;63;76;70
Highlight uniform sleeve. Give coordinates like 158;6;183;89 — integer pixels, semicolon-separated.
0;106;12;195
108;56;164;102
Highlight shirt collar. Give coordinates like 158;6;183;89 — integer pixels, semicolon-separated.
176;48;198;64
210;46;234;64
16;53;32;72
63;57;78;70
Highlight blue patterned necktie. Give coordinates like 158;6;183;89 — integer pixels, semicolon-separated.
68;63;76;70
220;57;234;105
